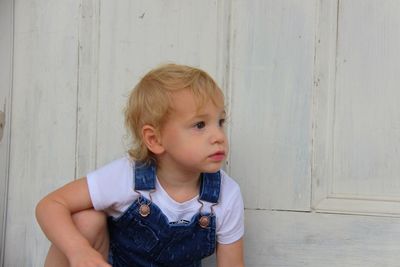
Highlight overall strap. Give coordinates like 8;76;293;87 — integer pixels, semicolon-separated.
199;171;221;204
134;161;221;203
134;161;156;191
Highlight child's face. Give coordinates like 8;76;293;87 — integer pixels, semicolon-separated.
158;89;228;174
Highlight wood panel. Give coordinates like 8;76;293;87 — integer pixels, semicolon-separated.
3;1;80;265
243;210;400;266
228;0;317;210
313;0;400;216
0;0;13;264
75;0;101;177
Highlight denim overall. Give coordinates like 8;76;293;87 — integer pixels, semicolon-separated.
108;162;221;267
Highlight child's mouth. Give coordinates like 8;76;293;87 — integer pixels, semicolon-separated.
209;151;225;161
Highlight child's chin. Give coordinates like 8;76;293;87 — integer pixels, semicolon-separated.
202;164;223;173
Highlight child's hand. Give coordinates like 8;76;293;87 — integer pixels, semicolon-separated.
69;246;111;267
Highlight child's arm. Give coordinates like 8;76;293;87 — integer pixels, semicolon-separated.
216;238;245;267
36;177;111;267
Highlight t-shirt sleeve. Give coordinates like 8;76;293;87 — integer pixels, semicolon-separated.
217;182;245;244
86;157;135;217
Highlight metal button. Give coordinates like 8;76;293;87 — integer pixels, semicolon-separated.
139;204;151;217
199;215;210;228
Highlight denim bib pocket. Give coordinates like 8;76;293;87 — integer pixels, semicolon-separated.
155;221;216;265
126;218;159;252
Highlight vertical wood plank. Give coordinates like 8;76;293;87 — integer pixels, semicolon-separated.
312;0;338;209
228;0;317;210
4;1;80;265
0;0;13;264
76;0;100;177
334;0;400;197
313;0;400;216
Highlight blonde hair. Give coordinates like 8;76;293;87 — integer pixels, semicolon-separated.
124;63;224;164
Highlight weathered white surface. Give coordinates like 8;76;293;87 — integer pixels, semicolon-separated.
313;0;400;216
3;1;80;266
0;0;13;264
334;0;400;198
243;209;400;267
228;0;316;211
75;0;101;178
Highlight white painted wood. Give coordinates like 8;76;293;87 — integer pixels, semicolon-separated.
95;0;225;167
75;0;101;178
0;0;13;264
243;209;400;267
334;0;400;199
3;1;81;265
228;0;316;210
215;0;232;95
313;0;400;216
312;0;339;211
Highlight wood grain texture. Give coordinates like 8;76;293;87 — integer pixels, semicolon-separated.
3;1;80;265
313;0;400;216
75;0;101;178
227;0;317;211
0;0;13;264
334;0;400;199
243;209;400;267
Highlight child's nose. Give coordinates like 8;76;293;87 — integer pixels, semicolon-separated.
211;126;225;144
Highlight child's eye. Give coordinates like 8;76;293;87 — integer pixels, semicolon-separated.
194;121;206;129
219;119;226;127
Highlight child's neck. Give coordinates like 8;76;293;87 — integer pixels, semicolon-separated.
156;165;201;203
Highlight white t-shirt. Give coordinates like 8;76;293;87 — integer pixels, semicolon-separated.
87;156;244;245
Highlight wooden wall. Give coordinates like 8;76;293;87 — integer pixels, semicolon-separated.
2;1;400;266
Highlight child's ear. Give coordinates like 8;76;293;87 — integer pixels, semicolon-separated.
142;125;164;155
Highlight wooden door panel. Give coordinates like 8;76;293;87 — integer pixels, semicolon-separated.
0;0;13;264
3;1;81;265
228;0;316;211
313;0;400;216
